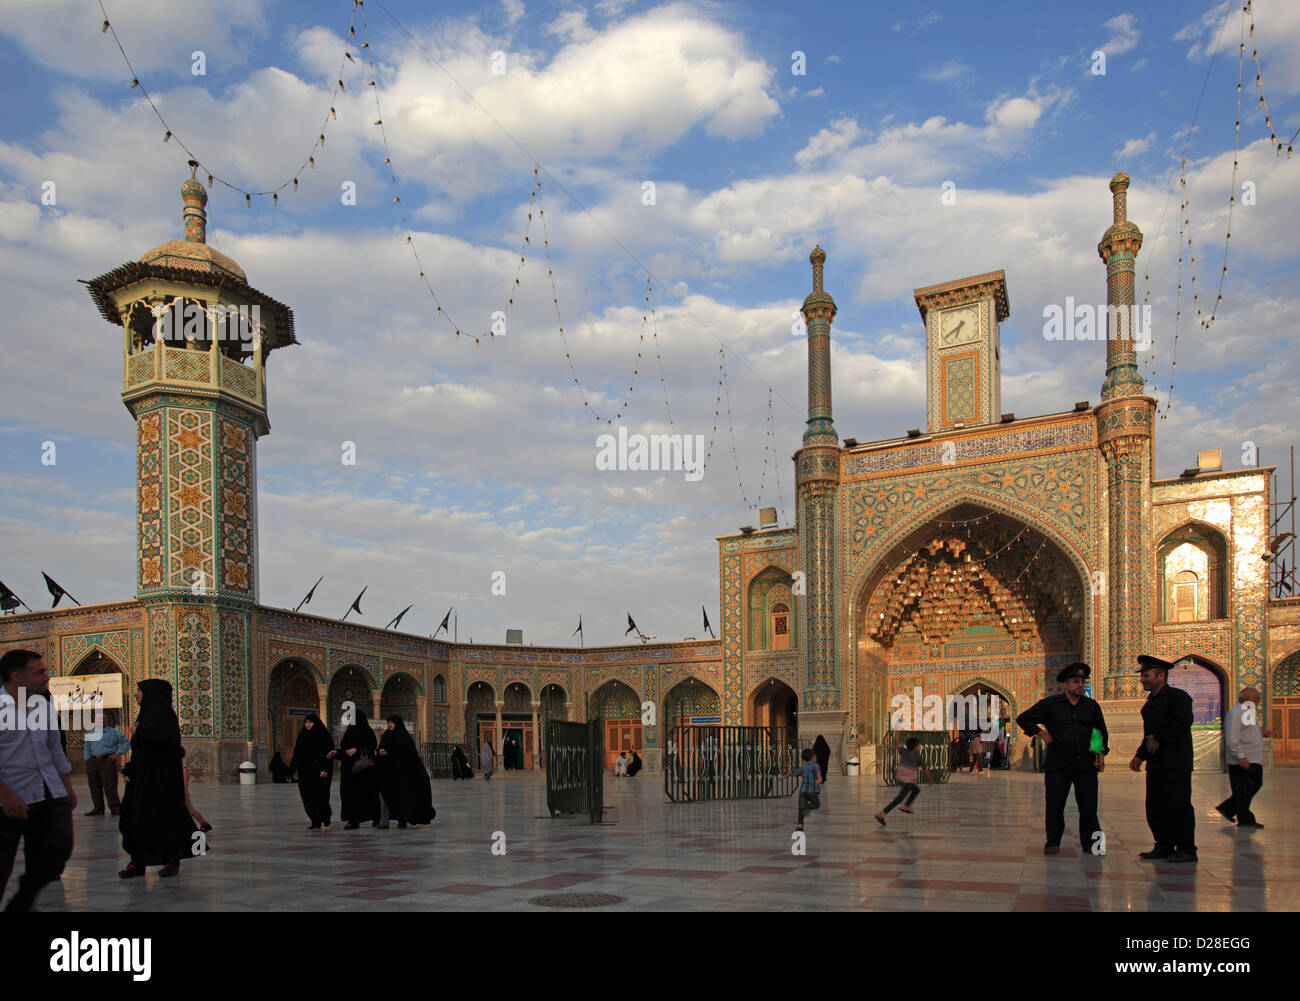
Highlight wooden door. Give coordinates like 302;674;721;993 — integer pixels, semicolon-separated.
284;714;304;755
1276;698;1300;765
605;720;642;769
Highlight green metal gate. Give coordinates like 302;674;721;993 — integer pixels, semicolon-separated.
544;718;604;823
664;725;800;802
880;732;952;786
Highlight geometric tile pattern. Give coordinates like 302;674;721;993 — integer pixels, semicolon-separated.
165;408;215;591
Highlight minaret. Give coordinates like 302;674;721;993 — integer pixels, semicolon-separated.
84;163;297;778
794;246;845;760
1095;172;1154;698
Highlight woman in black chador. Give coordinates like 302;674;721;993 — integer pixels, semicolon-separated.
118;679;200;879
331;709;381;829
449;744;473;779
377;715;436;827
288;714;334;829
813;735;831;785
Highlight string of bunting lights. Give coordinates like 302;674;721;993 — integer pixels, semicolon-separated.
99;0;793;511
1149;1;1295;419
98;0;358;203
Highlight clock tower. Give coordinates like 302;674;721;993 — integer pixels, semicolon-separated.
913;270;1010;432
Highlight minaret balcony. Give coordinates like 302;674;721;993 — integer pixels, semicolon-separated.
124;339;265;409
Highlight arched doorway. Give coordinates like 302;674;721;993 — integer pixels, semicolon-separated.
466;681;497;754
329;665;376;741
66;650;128;767
854;502;1087;745
590;680;642;771
380;672;421;740
950;680;1016;770
1273;648;1300;765
268;658;321;760
1167;656;1227;772
663;677;721;727
498;682;533;770
750;678;798;732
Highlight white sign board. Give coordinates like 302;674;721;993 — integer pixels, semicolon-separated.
49;673;123;710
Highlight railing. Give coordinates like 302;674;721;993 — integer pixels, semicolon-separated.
123;342;261;404
879;732;952;786
544;718;604;823
664;725;800;802
421;742;455;779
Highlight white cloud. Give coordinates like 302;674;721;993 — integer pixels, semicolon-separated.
1115;131;1157;158
501;0;526;27
1100;13;1141;55
922;60;971;84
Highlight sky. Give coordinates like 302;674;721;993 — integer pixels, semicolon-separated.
0;0;1297;646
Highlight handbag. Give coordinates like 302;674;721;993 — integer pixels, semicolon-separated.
352;752;374;774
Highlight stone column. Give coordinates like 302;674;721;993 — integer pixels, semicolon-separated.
494;701;504;753
370;690;382;723
530;701;540;770
417;698;428;745
564;700;574;722
316;683;329;720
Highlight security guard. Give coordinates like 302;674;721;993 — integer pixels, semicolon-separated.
1129;655;1197;863
1016;662;1108;855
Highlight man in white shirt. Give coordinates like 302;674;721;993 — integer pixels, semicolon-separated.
613;751;629;776
0;649;77;911
1215;686;1270;829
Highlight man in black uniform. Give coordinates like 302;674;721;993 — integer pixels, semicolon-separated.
1016;662;1109;855
1129;654;1196;863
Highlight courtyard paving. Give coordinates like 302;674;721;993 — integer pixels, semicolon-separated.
9;767;1297;911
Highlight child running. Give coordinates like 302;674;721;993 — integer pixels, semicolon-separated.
876;737;932;826
781;748;823;832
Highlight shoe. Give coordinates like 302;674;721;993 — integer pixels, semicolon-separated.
84;810;105;816
199;823;213;833
1215;805;1236;823
118;864;145;879
875;812;886;826
899;806;913;814
322;822;330;829
795;824;804;832
1138;848;1172;860
1238;821;1264;829
159;862;180;877
1043;844;1060;855
1167;852;1198;864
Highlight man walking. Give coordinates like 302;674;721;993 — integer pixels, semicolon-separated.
1016;663;1108;855
82;718;130;817
0;649;77;911
1129;655;1197;863
1216;686;1269;829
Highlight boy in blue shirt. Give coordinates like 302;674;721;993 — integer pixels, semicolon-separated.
781;748;823;831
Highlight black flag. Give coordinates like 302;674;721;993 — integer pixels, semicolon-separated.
0;580;24;613
572;615;583;637
435;607;452;637
625;613;638;636
702;605;714;639
385;604;413;629
295;575;323;612
42;572;79;608
342;586;367;620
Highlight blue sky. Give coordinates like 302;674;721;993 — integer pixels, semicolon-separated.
0;0;1297;644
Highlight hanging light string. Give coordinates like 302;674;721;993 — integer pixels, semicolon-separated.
367;0;799;427
648;275;675;433
356;1;540;345
1245;1;1293;158
721;348;751;508
1142;0;1233;409
98;0;357;203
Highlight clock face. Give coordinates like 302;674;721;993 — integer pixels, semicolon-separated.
939;304;980;346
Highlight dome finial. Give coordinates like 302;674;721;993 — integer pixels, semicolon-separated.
181;160;208;244
810;244;826;293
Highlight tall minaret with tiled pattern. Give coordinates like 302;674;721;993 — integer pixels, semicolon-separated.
795;246;846;759
1095;172;1155;697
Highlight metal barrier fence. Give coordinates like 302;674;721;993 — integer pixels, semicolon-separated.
664;725;801;803
879;732;952;786
422;742;454;779
544;718;604;823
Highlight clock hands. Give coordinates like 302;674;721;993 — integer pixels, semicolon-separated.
943;318;966;343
